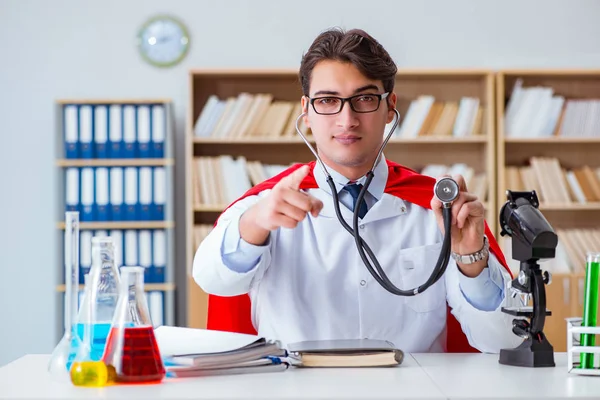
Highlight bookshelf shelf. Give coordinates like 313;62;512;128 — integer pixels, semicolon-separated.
186;68;497;330
504;138;600;144
56;221;175;230
192;137;488;145
55;98;176;337
56;158;175;167
56;98;172;105
56;283;175;292
496;70;600;352
538;202;600;211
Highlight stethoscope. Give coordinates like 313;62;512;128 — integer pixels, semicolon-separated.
294;107;460;296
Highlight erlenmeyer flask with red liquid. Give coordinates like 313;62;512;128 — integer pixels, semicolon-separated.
102;266;165;384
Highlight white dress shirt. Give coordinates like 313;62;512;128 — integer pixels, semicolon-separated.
193;156;523;353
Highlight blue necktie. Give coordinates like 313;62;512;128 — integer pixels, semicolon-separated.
343;183;368;219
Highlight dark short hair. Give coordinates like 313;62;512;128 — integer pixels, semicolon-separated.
299;27;397;96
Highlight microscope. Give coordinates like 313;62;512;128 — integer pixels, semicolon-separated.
498;190;558;368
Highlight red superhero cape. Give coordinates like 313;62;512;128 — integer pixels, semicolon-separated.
205;160;512;353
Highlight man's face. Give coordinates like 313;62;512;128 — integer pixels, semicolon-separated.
301;60;397;176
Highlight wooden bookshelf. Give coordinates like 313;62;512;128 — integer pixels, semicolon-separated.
185;68;497;329
496;70;600;351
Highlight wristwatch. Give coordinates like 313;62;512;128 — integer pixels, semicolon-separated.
451;236;489;264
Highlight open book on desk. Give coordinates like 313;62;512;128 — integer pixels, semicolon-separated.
154;326;288;377
286;339;404;368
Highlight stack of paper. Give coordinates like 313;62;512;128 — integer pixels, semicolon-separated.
154;326;289;377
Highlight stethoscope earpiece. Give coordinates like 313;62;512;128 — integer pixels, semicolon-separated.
434;177;460;207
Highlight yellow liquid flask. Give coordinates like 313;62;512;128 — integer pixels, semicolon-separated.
102;266;165;384
48;212;82;382
70;257;108;387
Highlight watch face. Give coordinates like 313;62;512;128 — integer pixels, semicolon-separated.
138;16;189;67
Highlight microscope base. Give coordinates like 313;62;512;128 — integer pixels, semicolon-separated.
499;336;555;368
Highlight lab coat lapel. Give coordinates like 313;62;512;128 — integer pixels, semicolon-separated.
313;188;407;223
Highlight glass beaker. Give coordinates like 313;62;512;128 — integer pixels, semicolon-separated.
102;266;165;384
76;236;121;361
580;252;600;369
48;212;82;380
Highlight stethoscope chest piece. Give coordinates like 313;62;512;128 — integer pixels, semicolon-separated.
434;177;460;207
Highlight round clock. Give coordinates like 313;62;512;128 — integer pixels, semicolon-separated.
137;15;190;68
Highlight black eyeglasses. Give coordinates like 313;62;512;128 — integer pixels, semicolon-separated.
308;92;390;115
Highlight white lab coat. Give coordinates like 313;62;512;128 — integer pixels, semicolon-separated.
193;167;523;353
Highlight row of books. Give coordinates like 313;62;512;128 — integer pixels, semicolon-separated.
419;163;488;202
192;156;489;208
192;156;289;207
69;229;167;284
503;228;600;275
193;94;310;139
63;104;167;159
505;158;600;204
505;79;600;137
387;96;484;138
65;166;167;221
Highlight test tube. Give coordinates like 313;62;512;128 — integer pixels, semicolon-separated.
580;252;600;369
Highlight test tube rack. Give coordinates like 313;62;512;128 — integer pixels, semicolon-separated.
566;317;600;375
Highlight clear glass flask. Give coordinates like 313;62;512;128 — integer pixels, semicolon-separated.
70;264;108;387
76;236;121;361
103;266;165;384
48;212;82;381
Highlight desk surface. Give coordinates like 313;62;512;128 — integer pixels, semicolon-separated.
1;353;599;400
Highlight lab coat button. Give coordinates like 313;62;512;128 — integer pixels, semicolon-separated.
359;224;365;229
360;280;366;286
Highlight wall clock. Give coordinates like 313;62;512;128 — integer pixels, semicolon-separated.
137;15;190;68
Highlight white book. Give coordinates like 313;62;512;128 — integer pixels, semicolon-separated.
124;230;138;266
94;105;108;151
79;105;93;152
109;167;123;210
151;104;166;150
149;292;164;327
95;167;109;212
123;105;136;147
138;230;152;277
194;95;219;137
109;105;122;143
108;230;123;268
80;168;94;216
566;171;586;204
137;105;151;152
124;167;138;208
153;230;166;282
64;105;78;153
139;167;153;209
65;168;79;211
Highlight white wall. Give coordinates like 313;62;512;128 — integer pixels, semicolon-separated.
1;0;599;366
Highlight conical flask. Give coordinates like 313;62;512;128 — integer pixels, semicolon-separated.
103;266;165;384
77;236;120;361
48;212;82;381
70;263;108;387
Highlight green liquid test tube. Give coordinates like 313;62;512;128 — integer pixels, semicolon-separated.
580;252;600;369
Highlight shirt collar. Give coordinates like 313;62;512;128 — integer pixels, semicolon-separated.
313;154;388;201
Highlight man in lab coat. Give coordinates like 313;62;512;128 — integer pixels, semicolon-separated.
193;27;522;353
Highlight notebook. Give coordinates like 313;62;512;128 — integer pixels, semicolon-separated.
286;339;404;368
154;326;288;377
